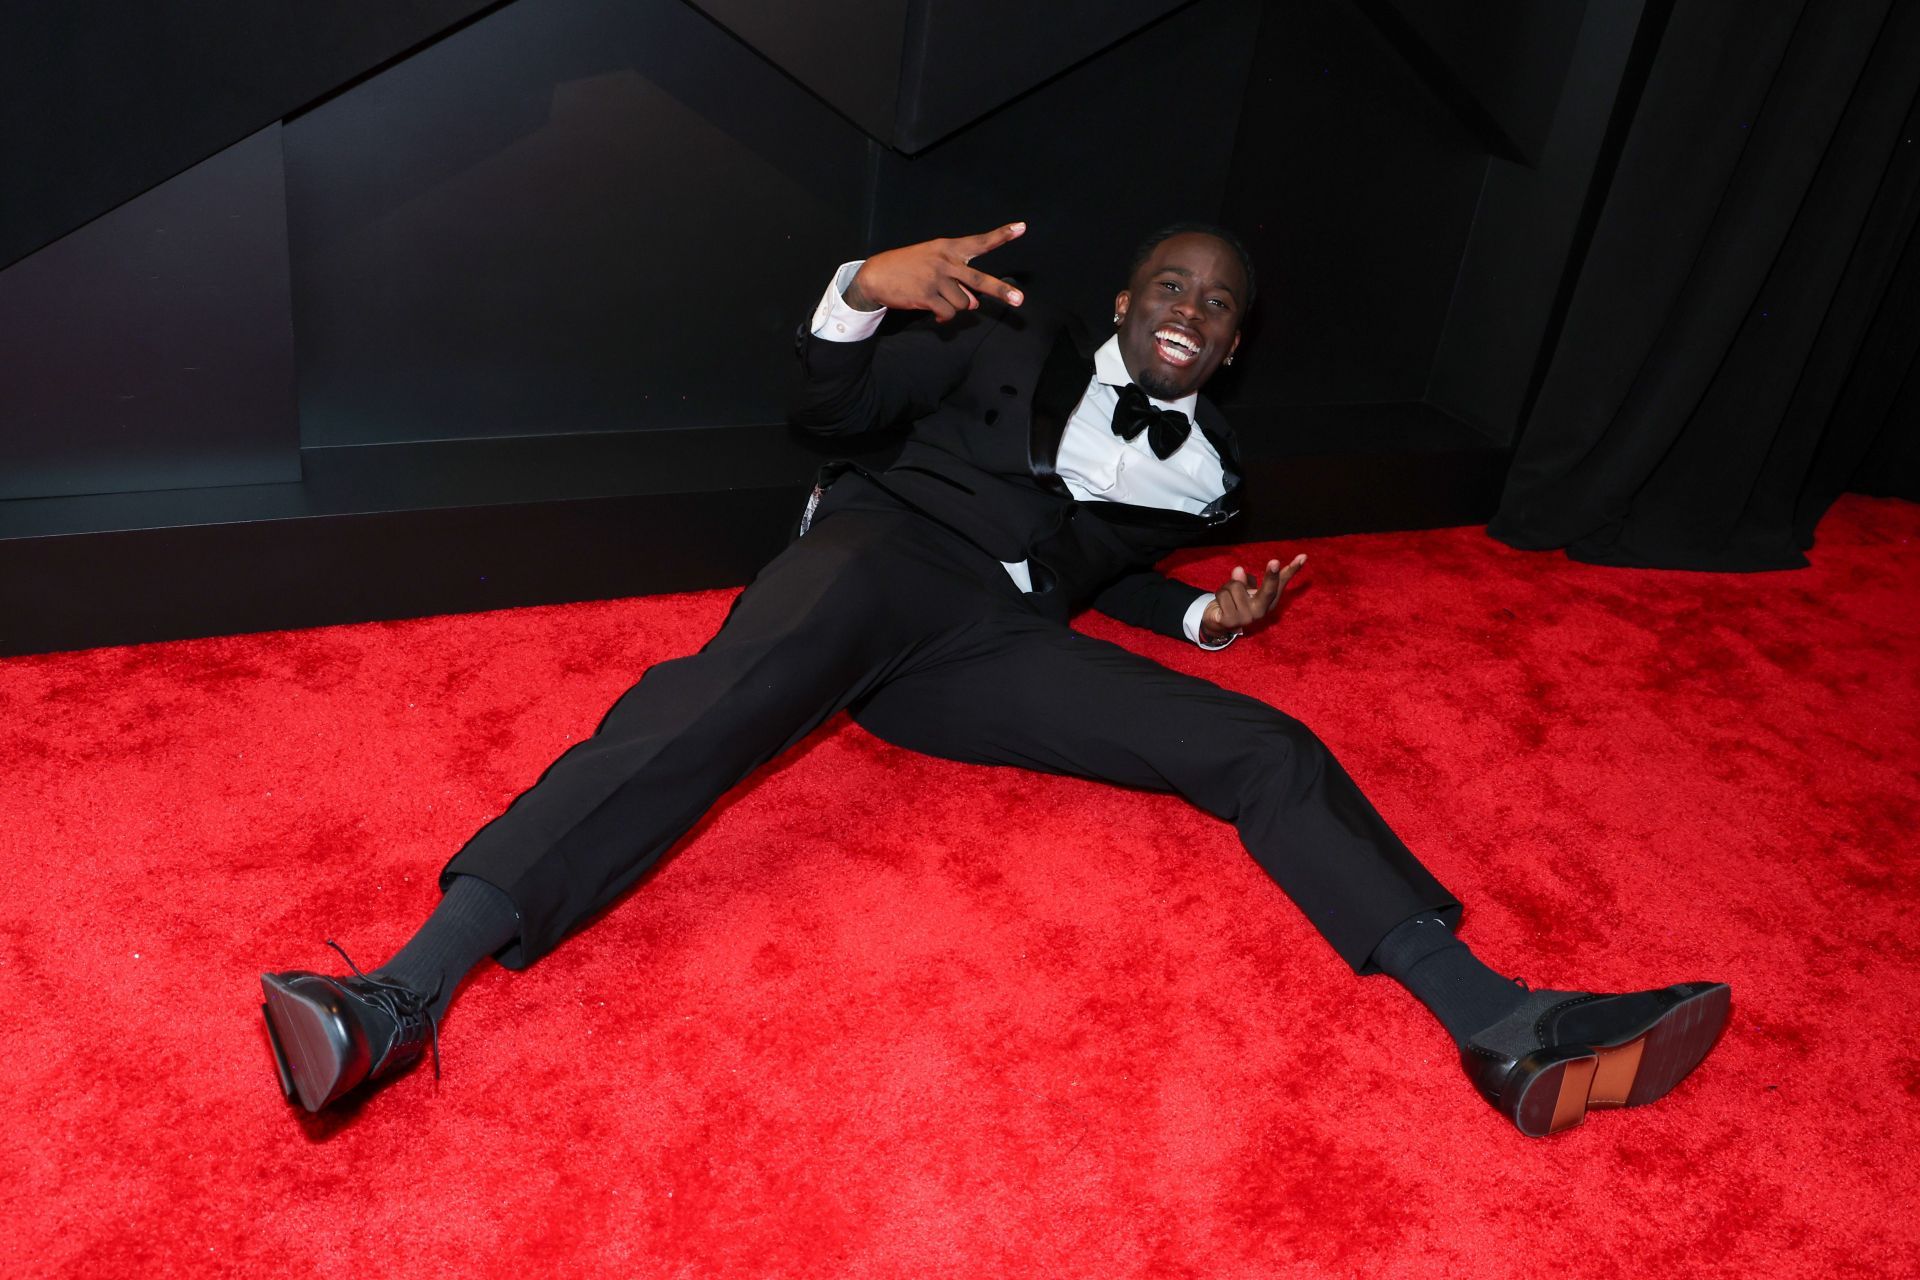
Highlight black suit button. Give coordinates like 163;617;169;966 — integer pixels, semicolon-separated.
1000;385;1017;396
984;409;1000;425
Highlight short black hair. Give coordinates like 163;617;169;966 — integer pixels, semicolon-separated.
1127;221;1257;312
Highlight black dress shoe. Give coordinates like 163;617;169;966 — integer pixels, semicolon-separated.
1461;981;1731;1137
261;942;439;1113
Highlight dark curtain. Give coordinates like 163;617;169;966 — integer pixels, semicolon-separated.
1490;0;1920;570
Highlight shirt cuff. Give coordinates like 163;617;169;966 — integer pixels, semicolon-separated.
1184;593;1237;649
809;260;887;343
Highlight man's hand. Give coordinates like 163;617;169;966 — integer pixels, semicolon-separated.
1200;554;1306;643
844;222;1028;322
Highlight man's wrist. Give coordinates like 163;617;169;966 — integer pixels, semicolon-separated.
1197;625;1238;650
843;272;879;313
1184;594;1237;649
810;261;887;343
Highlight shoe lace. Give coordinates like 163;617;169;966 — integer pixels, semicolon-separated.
325;938;442;1080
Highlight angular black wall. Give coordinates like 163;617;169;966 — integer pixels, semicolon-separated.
0;0;500;270
286;0;869;447
3;0;1648;467
0;0;1666;653
0;126;297;500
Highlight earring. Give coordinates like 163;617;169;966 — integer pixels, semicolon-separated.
1224;356;1234;366
1112;313;1120;326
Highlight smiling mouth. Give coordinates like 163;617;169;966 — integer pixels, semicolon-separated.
1153;328;1201;368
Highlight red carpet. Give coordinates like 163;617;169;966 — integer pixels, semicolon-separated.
4;495;1917;1277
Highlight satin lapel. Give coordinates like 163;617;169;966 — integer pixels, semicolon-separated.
1195;398;1239;475
1027;323;1096;495
1194;397;1243;521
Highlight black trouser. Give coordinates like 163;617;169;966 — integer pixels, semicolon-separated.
444;481;1458;972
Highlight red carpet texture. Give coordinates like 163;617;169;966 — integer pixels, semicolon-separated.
3;494;1916;1278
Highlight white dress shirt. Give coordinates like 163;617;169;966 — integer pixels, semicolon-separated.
810;263;1231;648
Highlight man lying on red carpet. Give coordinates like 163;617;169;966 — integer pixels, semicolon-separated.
261;222;1730;1137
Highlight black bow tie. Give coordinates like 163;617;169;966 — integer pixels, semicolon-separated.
1110;383;1192;459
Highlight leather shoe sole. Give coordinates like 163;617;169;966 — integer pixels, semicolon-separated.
1480;981;1731;1137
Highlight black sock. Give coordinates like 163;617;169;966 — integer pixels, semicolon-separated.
374;874;519;1022
1370;913;1524;1048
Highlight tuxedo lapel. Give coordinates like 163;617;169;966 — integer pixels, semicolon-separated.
1193;399;1240;479
1026;323;1096;495
1193;398;1243;520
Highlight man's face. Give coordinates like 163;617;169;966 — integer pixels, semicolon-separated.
1114;232;1246;400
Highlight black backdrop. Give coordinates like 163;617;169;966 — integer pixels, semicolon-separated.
0;0;1617;491
5;0;1905;653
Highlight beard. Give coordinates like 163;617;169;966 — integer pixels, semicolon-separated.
1134;367;1189;400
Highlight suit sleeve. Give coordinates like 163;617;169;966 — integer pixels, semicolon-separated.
1091;568;1213;643
789;302;997;439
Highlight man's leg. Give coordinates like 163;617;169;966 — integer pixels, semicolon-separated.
847;616;1729;1135
262;504;1011;1111
851;614;1453;968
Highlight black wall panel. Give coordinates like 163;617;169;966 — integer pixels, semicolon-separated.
0;0;1662;651
285;0;870;448
869;0;1263;342
683;0;909;142
897;0;1193;152
0;126;297;500
0;0;499;270
1354;0;1588;166
682;0;1192;154
1220;0;1493;408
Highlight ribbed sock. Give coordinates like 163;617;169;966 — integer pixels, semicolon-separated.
1370;912;1526;1048
374;874;520;1022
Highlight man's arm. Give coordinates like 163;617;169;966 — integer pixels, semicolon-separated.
790;223;1027;438
1093;554;1306;648
1092;569;1215;643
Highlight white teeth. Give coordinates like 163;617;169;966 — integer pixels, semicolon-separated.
1154;330;1199;364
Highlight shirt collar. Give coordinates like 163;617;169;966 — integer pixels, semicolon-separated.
1093;335;1200;422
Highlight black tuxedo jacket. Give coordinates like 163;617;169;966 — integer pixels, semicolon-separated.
790;297;1244;639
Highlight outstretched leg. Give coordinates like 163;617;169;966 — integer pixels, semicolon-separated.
850;614;1454;967
847;617;1729;1135
262;504;1016;1111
